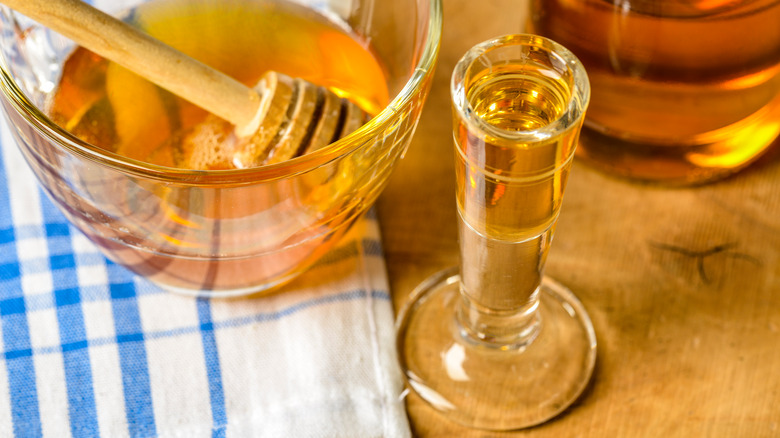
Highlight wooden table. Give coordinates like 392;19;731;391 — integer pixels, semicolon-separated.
376;0;780;436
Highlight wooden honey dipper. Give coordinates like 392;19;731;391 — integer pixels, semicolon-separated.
1;0;368;168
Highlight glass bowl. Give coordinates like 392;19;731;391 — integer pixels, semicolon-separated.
0;0;441;296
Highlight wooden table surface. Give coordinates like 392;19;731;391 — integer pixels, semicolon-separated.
375;0;780;436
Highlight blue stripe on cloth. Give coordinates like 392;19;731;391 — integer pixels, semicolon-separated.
0;227;13;245
1;312;42;438
42;199;100;438
45;222;70;238
197;299;227;438
362;238;385;257
0;262;20;280
1;235;385;307
0;138;43;437
1;289;391;360
107;264;157;437
56;293;100;438
218;289;390;328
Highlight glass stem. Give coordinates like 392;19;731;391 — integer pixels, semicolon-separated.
456;210;554;349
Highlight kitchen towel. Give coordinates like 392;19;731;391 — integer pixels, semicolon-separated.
0;113;410;437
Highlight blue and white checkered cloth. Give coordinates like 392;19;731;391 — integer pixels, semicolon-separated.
0;114;411;437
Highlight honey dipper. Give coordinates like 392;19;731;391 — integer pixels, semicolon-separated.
1;0;368;168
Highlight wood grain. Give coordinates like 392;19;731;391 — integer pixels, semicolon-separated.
377;0;780;436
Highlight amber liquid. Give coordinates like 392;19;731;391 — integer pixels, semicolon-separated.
44;0;389;293
49;0;388;168
455;59;582;311
530;0;780;183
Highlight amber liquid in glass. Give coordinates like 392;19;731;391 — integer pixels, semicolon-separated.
530;0;780;183
455;59;580;314
48;0;388;168
44;0;389;293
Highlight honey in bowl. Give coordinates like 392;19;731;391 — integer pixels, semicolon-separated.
49;0;389;169
41;0;390;294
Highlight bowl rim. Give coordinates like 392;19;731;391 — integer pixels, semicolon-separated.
0;0;443;185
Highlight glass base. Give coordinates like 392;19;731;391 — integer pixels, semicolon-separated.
396;266;597;430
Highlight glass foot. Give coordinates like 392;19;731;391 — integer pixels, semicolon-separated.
396;266;597;430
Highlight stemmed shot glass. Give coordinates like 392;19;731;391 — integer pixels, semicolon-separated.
396;34;597;430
